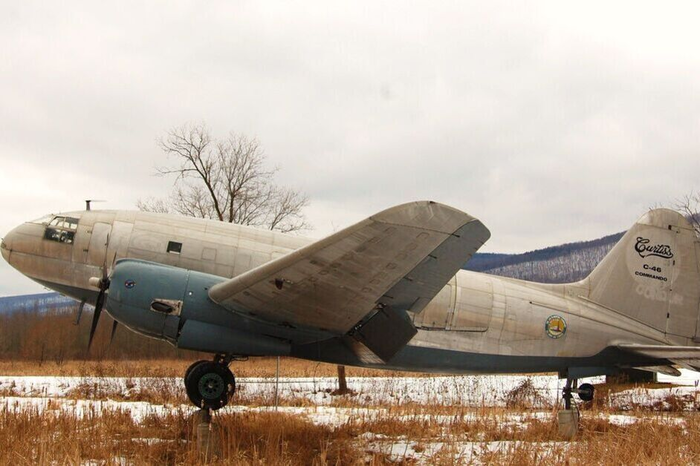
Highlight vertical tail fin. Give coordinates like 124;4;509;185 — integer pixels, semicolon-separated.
585;209;700;339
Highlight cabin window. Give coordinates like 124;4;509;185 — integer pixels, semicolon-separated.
43;216;80;244
167;241;182;254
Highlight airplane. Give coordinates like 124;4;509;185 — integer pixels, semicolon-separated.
2;201;700;416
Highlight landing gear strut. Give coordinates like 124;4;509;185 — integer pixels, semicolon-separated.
562;378;575;409
184;355;236;410
558;378;596;438
562;379;596;408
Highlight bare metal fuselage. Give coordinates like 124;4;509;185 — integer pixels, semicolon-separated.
1;210;681;376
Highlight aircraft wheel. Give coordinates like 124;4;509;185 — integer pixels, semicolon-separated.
185;361;236;410
184;359;209;385
578;383;595;402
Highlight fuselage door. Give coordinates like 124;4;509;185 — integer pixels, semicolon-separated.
448;273;493;331
412;278;456;329
72;219;92;264
88;222;112;267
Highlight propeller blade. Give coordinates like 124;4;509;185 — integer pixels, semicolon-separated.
87;264;111;351
110;319;118;345
74;299;86;326
88;289;106;350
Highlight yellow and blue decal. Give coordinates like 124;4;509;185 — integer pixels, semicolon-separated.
545;315;567;339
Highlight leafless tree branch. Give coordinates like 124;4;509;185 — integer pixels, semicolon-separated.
675;191;700;237
137;123;310;233
136;197;171;214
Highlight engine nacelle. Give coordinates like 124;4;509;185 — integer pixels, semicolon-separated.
106;259;290;356
107;259;201;342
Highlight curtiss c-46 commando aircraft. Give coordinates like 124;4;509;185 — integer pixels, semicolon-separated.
3;201;700;419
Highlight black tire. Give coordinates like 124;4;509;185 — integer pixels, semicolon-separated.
185;362;236;410
578;383;595;402
184;360;209;385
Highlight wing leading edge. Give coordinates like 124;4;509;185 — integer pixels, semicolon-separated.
208;201;490;360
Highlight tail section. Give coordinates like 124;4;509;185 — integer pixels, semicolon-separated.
585;209;700;339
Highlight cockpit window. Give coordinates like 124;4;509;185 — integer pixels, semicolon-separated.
44;216;80;244
30;214;55;225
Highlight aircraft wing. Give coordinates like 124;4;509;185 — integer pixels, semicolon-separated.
208;201;490;361
618;344;700;372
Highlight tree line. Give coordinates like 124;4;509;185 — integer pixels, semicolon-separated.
0;304;198;363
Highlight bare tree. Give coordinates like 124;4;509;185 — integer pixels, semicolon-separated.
138;123;309;233
135;197;171;214
675;191;700;237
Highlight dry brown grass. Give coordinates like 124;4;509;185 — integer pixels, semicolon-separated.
0;358;429;378
1;396;698;464
481;417;700;465
2;361;698;464
0;406;372;465
65;377;187;405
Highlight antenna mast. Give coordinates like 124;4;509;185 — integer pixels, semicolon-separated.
85;200;106;211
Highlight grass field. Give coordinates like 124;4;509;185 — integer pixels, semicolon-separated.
0;358;418;378
1;359;699;464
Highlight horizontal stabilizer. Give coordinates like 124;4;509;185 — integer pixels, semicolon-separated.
619;344;700;373
633;365;682;377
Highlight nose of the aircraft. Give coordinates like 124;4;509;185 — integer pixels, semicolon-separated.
1;227;17;263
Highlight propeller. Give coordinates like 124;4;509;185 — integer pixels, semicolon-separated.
74;299;86;325
110;319;119;345
87;249;117;351
87;271;110;350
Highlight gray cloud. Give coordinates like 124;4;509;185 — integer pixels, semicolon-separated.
2;1;700;295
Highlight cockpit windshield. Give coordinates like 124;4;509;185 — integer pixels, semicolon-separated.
43;216;80;244
30;214;55;224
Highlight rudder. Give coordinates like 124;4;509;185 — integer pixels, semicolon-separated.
585;209;700;339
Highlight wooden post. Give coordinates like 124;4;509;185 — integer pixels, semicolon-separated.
337;365;347;394
274;356;280;410
194;409;220;461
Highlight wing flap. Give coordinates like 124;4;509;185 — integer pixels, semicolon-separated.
381;220;490;315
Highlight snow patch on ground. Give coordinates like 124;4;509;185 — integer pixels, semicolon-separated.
2;370;698;426
1;369;698;409
3;371;697;464
0;374;600;407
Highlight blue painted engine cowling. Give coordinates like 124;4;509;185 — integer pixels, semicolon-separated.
106;259;290;356
107;259;192;341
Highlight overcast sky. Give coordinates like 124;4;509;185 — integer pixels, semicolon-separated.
1;1;700;296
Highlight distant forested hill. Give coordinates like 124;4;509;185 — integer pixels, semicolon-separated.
0;292;78;314
464;232;625;283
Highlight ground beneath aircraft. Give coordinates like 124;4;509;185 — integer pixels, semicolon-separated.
1;367;699;464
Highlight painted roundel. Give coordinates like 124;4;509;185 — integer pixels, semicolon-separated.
124;279;136;289
545;315;567;339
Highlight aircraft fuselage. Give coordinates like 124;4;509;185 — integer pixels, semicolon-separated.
1;209;678;377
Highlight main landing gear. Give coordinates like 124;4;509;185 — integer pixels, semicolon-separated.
558;378;596;438
562;379;595;409
184;355;236;410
